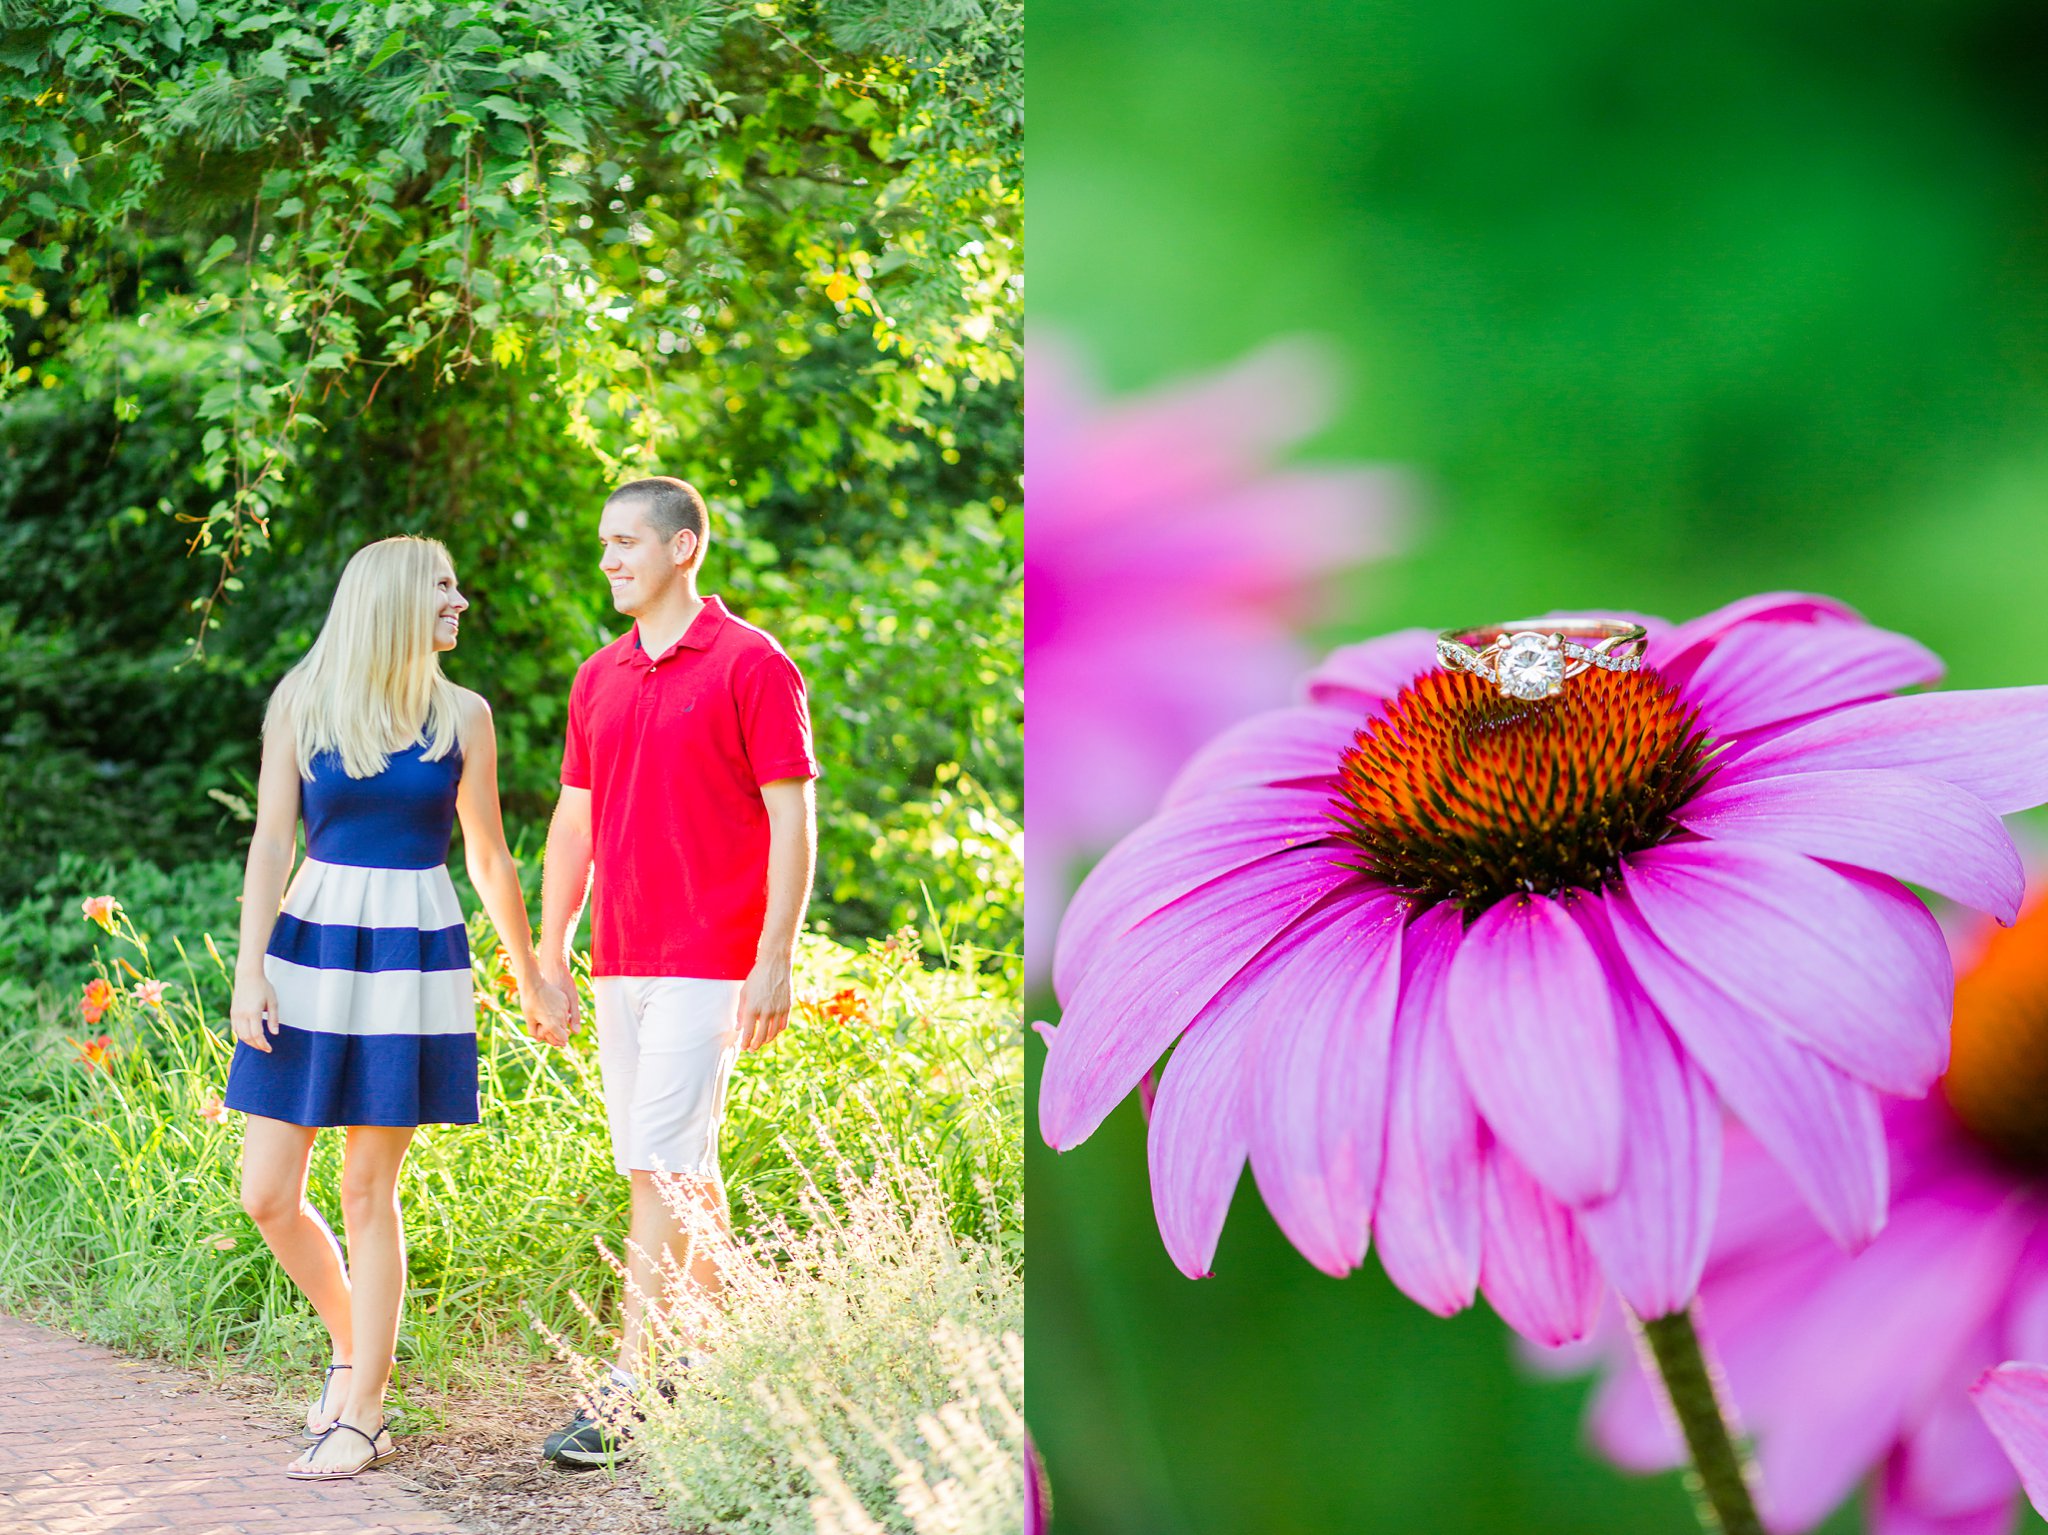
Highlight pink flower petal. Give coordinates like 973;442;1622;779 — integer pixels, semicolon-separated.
2003;1246;2048;1365
1302;628;1442;714
1900;1368;2020;1518
1972;1363;2048;1521
1041;847;1361;1150
1053;786;1340;999
1676;769;2024;923
1145;999;1255;1281
1605;887;1888;1250
1568;907;1721;1320
1621;841;1950;1097
1870;1452;2014;1535
1674;619;1943;738
1722;687;2048;815
1654;592;1863;684
1076;467;1401;603
1726;1199;2024;1532
1244;893;1407;1276
1478;1141;1605;1347
1446;895;1624;1206
1034;337;1344;530
1161;706;1355;810
1586;1351;1685;1473
1145;905;1354;1278
1373;905;1484;1317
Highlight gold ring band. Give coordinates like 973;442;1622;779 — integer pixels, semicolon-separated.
1435;618;1649;701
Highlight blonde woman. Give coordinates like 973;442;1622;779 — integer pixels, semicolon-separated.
223;536;569;1479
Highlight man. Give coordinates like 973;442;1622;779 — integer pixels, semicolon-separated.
533;476;818;1470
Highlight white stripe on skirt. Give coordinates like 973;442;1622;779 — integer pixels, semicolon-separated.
263;957;477;1038
280;857;467;931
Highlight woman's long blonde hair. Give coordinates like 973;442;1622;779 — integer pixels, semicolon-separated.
268;536;465;779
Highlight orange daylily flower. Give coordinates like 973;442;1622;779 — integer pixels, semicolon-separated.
80;895;121;933
79;977;114;1025
70;1033;114;1071
802;990;868;1027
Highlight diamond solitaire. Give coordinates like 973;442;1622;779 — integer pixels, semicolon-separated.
1494;632;1567;699
1436;618;1649;700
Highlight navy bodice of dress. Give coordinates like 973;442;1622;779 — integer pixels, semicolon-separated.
302;740;464;870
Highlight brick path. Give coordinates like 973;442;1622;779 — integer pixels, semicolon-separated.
0;1313;471;1534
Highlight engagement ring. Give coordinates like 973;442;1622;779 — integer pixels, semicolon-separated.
1435;618;1649;701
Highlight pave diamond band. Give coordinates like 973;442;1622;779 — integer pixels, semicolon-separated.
1436;619;1649;701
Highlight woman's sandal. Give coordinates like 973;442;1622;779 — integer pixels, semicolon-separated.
304;1363;351;1441
287;1419;398;1481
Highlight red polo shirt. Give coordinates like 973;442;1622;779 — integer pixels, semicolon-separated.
561;595;817;979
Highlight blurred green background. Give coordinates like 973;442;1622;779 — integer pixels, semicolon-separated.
1028;0;2048;1529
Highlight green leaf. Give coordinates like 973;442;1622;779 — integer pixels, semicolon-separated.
195;234;238;274
254;48;289;80
367;31;405;69
479;95;530;123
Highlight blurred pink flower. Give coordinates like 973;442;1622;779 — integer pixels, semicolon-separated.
1042;594;2048;1346
1571;894;2048;1531
133;979;167;1009
1024;1431;1049;1534
80;895;120;932
1024;335;1405;984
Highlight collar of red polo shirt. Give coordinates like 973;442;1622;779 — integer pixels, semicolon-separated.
617;594;729;668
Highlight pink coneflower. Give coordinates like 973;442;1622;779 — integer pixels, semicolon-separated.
1573;894;2048;1533
1041;595;2048;1353
1023;335;1405;984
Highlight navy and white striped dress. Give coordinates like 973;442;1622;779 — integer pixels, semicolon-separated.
224;740;480;1127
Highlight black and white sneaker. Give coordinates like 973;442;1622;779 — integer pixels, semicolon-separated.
542;1382;642;1471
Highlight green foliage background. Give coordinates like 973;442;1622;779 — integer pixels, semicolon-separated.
0;0;1021;957
1031;0;2048;1531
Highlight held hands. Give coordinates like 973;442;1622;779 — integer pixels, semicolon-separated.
524;964;578;1049
738;955;793;1052
230;970;282;1052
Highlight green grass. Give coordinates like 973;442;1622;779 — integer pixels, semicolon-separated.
0;868;1022;1439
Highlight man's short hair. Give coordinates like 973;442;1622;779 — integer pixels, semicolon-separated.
608;477;708;551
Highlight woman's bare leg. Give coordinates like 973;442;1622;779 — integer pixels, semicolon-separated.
239;1114;353;1432
291;1124;414;1473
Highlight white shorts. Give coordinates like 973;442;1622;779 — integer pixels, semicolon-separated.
592;976;743;1180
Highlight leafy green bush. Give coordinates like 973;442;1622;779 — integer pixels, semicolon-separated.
0;332;1021;956
0;0;1023;956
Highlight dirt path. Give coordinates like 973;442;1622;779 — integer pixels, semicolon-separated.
0;1312;676;1535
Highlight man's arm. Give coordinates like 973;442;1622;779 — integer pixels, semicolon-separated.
539;785;596;1033
738;777;816;1052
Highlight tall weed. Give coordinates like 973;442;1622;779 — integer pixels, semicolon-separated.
552;1134;1023;1535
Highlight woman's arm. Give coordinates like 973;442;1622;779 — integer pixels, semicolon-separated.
230;702;304;1052
453;691;567;1046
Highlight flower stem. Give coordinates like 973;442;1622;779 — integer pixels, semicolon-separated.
1638;1307;1764;1535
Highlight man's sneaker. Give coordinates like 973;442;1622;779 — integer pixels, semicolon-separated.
542;1382;642;1471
